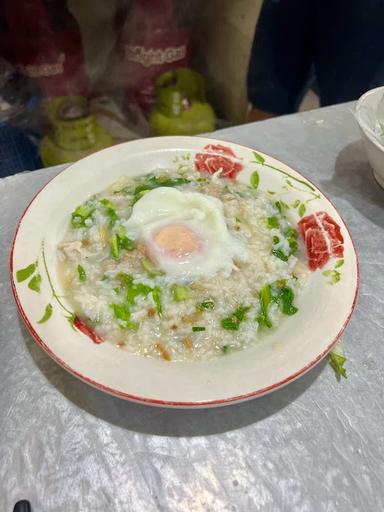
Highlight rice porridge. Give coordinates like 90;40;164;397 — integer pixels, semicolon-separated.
58;165;307;361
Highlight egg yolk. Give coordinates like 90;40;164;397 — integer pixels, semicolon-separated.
152;224;202;258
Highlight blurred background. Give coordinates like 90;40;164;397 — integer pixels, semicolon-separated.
0;0;382;176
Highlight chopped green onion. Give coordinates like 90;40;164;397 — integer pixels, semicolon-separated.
285;227;299;256
100;198;115;209
110;230;135;259
71;201;95;228
135;283;152;296
192;326;206;332
322;269;341;284
277;286;298;315
152;286;162;317
126;283;152;305
119;235;135;251
221;345;230;354
142;258;164;276
16;262;36;282
111;303;139;331
233;305;251;321
271;227;298;261
221;305;251;331
111;303;130;321
261;282;298;319
328;342;347;381
267;216;279;229
149;176;190;187
256;285;272;328
100;199;118;228
77;264;86;282
284;227;298;243
335;259;344;269
110;234;120;259
115;273;153;307
328;352;347;380
116;273;133;286
117;226;135;250
171;284;190;302
197;299;215;311
288;239;298;256
284;227;298;239
272;249;289;262
221;318;240;330
272;236;280;244
133;176;190;203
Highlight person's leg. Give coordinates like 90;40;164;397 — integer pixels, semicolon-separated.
314;0;384;106
247;0;315;117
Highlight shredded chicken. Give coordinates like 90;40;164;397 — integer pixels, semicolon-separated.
58;240;83;260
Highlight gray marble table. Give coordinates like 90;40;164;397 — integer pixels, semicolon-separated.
1;102;383;512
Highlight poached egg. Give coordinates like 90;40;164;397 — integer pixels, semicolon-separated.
123;187;248;280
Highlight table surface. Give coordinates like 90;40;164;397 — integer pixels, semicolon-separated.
1;102;383;512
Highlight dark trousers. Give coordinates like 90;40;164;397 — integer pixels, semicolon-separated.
247;0;384;114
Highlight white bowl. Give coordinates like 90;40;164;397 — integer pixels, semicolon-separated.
355;86;384;188
10;136;359;408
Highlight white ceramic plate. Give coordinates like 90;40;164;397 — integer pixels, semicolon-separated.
10;136;359;408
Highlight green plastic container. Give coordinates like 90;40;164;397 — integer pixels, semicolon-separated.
149;68;215;136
